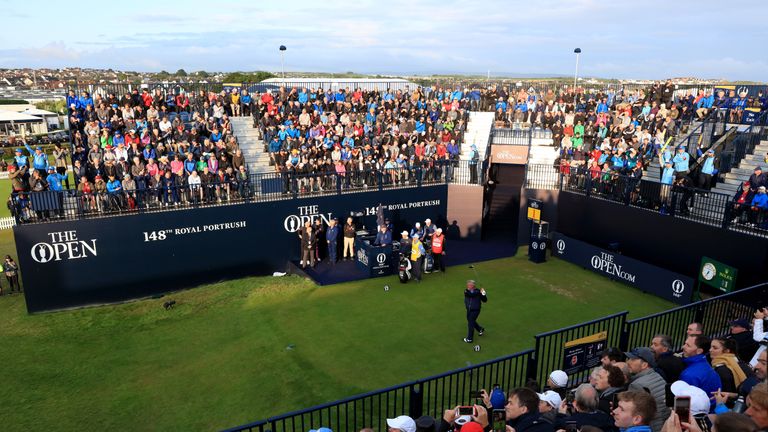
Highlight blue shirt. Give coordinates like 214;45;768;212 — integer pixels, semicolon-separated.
46;173;67;191
661;166;675;185
673;152;689;172
701;157;715;175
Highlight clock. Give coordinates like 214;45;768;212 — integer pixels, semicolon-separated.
702;263;716;281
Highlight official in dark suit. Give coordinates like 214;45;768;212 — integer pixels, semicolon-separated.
464;280;487;343
326;218;339;264
300;222;317;268
374;224;392;246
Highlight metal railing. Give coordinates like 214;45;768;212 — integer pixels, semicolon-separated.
533;312;628;388
11;160;482;224
222;350;534;432
224;282;766;432
560;166;733;228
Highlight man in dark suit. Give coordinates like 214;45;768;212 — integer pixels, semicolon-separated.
299;222;317;269
464;280;487;343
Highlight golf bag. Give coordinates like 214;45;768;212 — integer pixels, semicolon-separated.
423;252;434;273
398;254;412;283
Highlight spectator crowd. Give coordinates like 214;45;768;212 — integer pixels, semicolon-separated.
306;307;768;432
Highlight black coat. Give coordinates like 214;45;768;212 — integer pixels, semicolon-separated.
464;289;487;311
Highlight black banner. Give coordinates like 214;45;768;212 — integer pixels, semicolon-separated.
14;186;448;312
552;233;693;305
562;331;607;376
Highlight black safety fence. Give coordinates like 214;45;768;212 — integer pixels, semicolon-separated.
223;282;767;432
222;349;533;432
532;312;628;389
558;166;743;231
10;160;483;224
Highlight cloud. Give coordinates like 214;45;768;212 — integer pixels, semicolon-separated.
1;0;767;80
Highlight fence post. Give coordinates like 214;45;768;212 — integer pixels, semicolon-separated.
619;319;630;352
408;383;424;420
527;338;540;389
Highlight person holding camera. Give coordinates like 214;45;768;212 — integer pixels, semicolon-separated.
464;280;487;343
750;308;768;368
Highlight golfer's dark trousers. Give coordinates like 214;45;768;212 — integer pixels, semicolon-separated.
466;308;482;340
411;257;423;280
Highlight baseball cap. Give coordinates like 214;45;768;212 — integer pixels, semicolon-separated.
756;166;763;171
308;428;333;432
14;148;21;153
670;381;710;416
401;231;409;236
387;415;416;432
549;370;568;387
730;318;750;329
625;347;657;367
415;415;436;432
537;390;563;409
458;422;484;432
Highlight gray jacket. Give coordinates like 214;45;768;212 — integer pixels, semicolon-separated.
629;368;670;432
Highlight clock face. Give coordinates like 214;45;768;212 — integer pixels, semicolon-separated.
702;263;716;281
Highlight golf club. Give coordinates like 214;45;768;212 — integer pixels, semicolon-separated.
468;265;480;285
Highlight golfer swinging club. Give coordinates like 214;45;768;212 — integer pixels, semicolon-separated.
463;280;487;343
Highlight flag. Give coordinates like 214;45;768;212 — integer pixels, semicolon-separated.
376;203;385;227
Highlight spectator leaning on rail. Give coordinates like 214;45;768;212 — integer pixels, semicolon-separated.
625;347;670;432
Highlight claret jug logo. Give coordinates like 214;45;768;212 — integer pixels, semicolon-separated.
31;230;98;263
283;205;334;232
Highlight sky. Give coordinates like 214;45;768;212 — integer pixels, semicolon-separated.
1;0;767;81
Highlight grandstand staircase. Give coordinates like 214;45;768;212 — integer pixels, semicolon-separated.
462;112;494;161
712;139;768;196
641;120;717;183
231;117;273;176
525;130;558;189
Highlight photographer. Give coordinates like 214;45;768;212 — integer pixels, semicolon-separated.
439;405;488;432
555;384;617;432
750;308;768;368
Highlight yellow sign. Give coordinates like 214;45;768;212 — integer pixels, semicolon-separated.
564;330;608;349
527;207;541;222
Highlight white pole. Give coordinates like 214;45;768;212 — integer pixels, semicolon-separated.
574;53;580;89
280;52;285;83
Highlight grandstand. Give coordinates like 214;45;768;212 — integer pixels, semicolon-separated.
5;77;768;432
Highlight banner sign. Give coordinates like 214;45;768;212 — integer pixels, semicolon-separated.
699;256;738;293
552;233;694;305
562;331;608;375
490;145;529;165
14;186;448;312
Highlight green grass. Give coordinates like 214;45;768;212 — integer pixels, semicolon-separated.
0;247;674;432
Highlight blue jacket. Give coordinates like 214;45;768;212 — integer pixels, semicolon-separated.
106;179;122;193
25;144;49;170
620;426;652;432
681;354;722;398
661;166;675;185
46;173;67;191
241;95;252;104
326;225;339;242
14;154;29;168
673;152;689;172
66;95;81;111
751;193;768;209
701;156;715;175
374;230;392;246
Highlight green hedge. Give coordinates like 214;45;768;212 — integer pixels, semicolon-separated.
0;99;29;105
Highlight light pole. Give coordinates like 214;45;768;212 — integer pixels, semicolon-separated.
279;45;287;83
573;48;581;90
